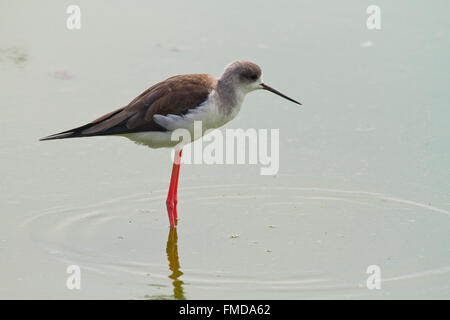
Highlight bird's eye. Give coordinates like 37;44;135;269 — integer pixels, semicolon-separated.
240;72;258;81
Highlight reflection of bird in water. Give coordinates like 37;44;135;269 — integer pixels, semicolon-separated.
144;227;185;300
166;227;185;300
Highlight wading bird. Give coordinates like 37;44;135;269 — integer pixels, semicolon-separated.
41;61;301;227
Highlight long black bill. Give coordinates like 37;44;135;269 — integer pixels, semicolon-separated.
261;83;301;105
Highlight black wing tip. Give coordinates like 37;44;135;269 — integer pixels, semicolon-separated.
39;131;75;141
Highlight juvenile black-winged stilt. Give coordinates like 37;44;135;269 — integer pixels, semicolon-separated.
40;61;301;227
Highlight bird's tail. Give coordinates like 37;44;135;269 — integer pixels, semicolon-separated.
39;130;79;141
39;107;127;141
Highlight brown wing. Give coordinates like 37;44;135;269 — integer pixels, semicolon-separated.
40;74;218;141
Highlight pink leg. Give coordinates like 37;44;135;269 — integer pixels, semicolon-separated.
173;149;182;221
166;150;182;227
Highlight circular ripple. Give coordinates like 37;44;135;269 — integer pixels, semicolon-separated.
22;185;450;299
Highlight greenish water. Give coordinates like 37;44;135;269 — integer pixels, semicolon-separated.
0;0;449;299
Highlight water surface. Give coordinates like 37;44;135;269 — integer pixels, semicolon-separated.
0;0;449;299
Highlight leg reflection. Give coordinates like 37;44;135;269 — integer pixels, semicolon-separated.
166;226;186;300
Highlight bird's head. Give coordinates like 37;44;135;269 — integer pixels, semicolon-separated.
220;60;301;105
